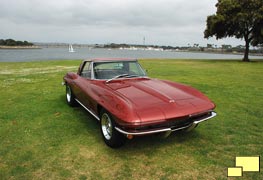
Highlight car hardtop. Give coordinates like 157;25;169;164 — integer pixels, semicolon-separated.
84;58;138;63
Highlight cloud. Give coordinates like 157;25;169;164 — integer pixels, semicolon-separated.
0;0;243;46
1;0;215;26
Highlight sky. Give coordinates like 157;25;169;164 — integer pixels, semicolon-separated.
0;0;244;47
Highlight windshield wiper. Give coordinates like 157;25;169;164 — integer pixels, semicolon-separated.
106;74;139;83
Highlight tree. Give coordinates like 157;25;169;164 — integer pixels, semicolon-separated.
204;0;263;62
0;39;34;46
207;44;213;48
5;39;16;46
222;44;232;49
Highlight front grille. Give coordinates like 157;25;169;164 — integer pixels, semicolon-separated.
134;111;212;131
132;116;192;131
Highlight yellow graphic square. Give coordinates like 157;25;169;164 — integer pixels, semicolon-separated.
235;156;260;172
227;167;243;177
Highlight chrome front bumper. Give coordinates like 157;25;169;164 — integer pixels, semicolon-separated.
115;111;217;136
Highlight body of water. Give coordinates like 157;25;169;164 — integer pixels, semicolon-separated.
0;47;262;62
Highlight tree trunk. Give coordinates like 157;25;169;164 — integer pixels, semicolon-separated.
243;37;250;62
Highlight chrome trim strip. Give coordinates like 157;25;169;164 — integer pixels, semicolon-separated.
115;123;193;135
193;112;217;124
91;61;95;80
115;111;217;135
75;99;100;121
171;124;193;131
115;127;172;135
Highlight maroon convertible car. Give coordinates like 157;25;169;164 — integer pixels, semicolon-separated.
63;58;216;148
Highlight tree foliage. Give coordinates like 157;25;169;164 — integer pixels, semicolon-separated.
0;39;34;46
204;0;263;61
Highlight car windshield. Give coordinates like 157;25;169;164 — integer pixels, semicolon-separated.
93;61;146;80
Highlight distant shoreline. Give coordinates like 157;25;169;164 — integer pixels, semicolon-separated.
2;45;261;56
0;45;41;49
0;47;262;62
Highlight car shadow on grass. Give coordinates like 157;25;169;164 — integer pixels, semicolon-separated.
58;94;102;136
124;130;201;148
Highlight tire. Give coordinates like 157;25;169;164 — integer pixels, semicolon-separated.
66;84;78;107
100;109;126;148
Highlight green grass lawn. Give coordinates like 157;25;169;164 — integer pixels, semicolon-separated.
0;59;262;180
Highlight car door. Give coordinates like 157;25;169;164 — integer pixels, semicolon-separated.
73;61;94;109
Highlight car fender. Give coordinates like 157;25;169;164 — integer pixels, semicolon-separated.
94;85;141;127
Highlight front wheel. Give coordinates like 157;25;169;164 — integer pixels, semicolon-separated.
66;84;78;107
100;109;126;148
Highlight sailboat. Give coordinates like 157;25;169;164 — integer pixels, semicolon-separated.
69;44;75;53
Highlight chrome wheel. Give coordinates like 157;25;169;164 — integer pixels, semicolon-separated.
101;113;113;140
65;84;78;107
100;109;126;148
66;85;71;103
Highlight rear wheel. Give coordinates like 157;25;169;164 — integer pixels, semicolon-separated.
66;84;78;106
100;109;126;148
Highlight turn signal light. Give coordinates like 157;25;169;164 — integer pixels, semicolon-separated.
127;134;133;139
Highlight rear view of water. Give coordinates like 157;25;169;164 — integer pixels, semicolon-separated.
0;47;262;62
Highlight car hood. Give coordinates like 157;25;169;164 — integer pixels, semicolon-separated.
106;78;215;122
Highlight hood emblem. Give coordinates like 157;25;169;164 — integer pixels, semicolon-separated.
169;99;175;103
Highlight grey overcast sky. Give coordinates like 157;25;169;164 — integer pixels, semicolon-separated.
0;0;244;46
